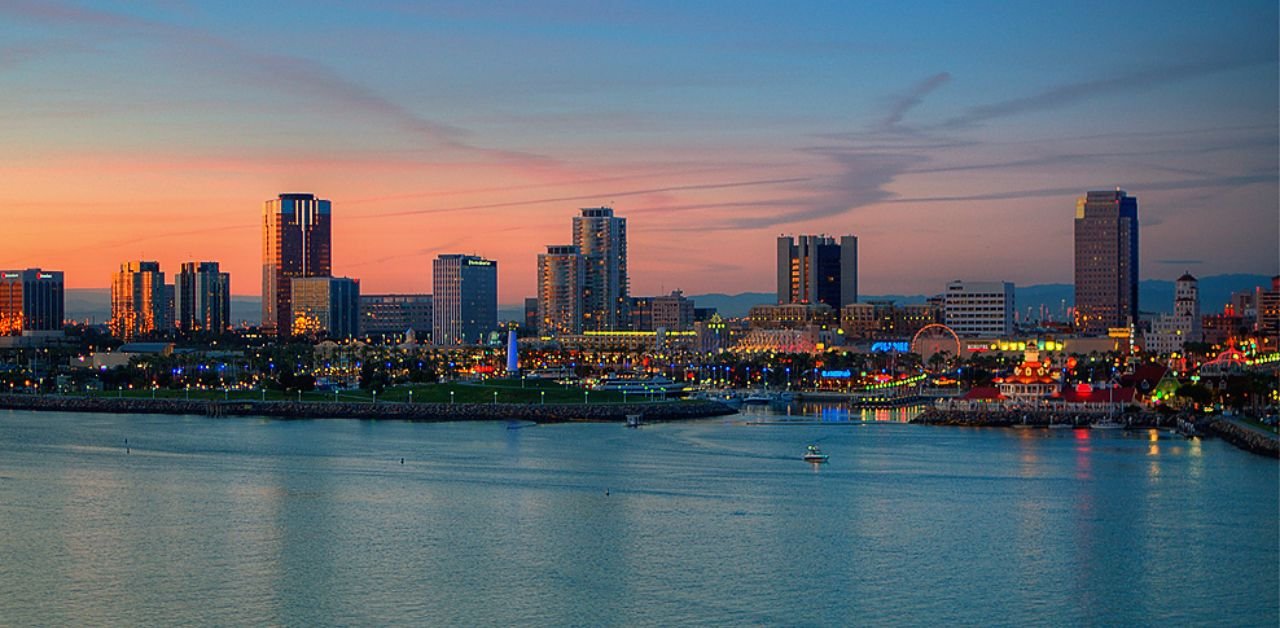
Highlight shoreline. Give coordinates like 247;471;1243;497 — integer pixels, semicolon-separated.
0;393;739;424
910;406;1279;458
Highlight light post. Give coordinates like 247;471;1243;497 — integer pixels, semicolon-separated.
584;390;589;405
450;390;455;405
297;390;302;403
408;390;413;404
540;391;545;405
493;390;498;405
372;390;377;404
623;390;628;404
261;388;265;401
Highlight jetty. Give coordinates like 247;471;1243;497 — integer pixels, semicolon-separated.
0;393;738;424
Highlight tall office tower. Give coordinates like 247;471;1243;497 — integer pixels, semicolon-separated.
291;277;360;339
572;207;629;331
432;255;497;346
110;261;167;341
263;193;332;336
1074;190;1138;335
776;235;858;308
944;280;1015;337
537;245;585;336
0;269;64;335
175;262;231;334
359;294;433;339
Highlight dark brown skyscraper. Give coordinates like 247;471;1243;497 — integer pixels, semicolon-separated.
1074;190;1138;336
262;193;331;336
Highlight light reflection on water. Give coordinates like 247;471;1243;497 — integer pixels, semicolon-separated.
0;408;1276;626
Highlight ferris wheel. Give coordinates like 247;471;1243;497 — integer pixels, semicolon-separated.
911;323;961;359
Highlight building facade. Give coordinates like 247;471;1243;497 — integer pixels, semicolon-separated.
573;207;629;331
110;261;167;341
1259;276;1280;343
432;255;497;346
776;234;858;308
175;261;230;334
1074;190;1138;335
1146;273;1201;355
262;193;332;336
359;294;432;339
536;244;585;337
944;281;1015;337
0;269;64;335
291;277;360;339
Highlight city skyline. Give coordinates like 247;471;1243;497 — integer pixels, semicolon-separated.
2;2;1276;300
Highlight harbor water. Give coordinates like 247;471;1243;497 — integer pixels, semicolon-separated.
1;407;1276;625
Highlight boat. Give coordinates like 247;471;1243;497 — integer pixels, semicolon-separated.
593;374;687;396
1090;419;1125;430
625;414;642;428
743;390;775;404
803;444;829;463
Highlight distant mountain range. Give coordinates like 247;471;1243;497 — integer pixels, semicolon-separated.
65;274;1273;325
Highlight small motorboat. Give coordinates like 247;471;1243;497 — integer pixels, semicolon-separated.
625;414;642;428
803;444;828;463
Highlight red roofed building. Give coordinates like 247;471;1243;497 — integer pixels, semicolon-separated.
997;349;1061;401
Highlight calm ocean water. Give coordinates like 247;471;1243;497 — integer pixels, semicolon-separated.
1;405;1276;626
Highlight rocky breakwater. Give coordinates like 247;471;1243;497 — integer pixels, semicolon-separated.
1208;418;1280;458
0;394;738;424
911;406;1168;428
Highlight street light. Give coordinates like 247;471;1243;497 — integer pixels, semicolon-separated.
584;390;589;404
493;390;498;405
540;391;545;405
408;390;413;404
450;390;455;404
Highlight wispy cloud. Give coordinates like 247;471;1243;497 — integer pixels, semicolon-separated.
1;0;556;168
936;57;1271;130
360;177;811;219
882;72;951;130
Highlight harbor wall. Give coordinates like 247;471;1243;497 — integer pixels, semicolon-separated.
0;394;738;424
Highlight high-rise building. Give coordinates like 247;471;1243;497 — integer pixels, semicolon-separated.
776;235;858;308
291;277;360;339
944;281;1015;337
359;294;433;339
1074;190;1138;335
175;261;230;334
263;193;332;336
0;269;64;335
537;244;585;337
432;255;497;346
110;261;167;341
573;207;629;331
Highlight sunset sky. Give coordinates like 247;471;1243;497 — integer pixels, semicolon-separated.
3;0;1276;302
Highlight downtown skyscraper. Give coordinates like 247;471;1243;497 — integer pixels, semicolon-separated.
110;261;167;341
175;261;230;335
432;254;497;346
1074;190;1139;335
0;269;64;336
573;207;629;331
776;235;858;308
536;245;585;337
262;193;331;336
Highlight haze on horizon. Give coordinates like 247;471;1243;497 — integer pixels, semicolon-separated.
3;0;1277;300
